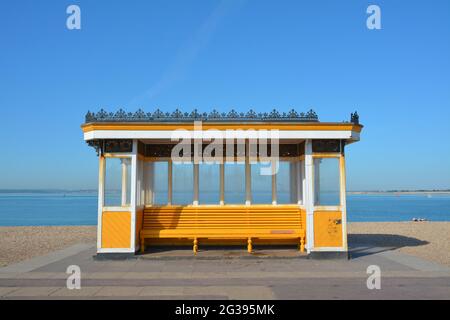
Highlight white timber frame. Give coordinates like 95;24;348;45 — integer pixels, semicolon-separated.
309;145;348;253
304;140;314;253
93;135;351;255
96;143;138;254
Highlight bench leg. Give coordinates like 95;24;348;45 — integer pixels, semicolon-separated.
299;236;305;253
247;237;252;253
193;238;198;255
140;236;145;254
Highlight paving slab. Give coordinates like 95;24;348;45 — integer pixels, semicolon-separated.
0;287;18;297
378;250;450;272
139;286;185;296
94;286;144;297
271;278;450;300
0;244;94;274
139;285;274;299
49;286;102;297
5;286;60;297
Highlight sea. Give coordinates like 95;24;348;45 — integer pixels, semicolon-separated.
0;191;449;226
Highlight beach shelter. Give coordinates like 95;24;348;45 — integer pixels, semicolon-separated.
81;109;362;258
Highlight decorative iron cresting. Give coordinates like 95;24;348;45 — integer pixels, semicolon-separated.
85;108;319;123
87;140;102;156
104;139;133;153
145;143;244;158
144;143;304;158
87;139;133;155
312;140;342;153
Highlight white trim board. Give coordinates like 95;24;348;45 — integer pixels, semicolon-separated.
84;130;360;141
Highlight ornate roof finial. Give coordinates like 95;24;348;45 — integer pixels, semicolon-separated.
350;111;359;124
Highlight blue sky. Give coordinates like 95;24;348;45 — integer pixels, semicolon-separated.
1;0;449;191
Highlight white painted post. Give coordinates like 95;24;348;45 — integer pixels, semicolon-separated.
340;153;348;251
137;155;143;206
130;140;138;251
272;158;277;205
97;155;105;252
296;161;302;205
220;162;225;205
193;163;199;206
314;158;320;205
304;140;314;253
168;159;173;205
289;161;297;204
144;161;154;205
121;158;128;206
245;140;251;205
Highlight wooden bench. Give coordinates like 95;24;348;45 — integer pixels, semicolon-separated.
140;205;306;254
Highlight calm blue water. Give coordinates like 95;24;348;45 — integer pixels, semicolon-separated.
347;194;450;222
0;192;449;226
0;193;98;226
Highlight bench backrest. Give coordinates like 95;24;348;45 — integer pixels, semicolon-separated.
143;205;305;234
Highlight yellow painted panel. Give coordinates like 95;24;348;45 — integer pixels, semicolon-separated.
314;211;343;248
102;211;131;249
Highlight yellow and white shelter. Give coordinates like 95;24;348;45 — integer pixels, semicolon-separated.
82;109;362;258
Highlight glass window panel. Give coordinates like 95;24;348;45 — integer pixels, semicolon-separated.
314;158;340;206
224;163;245;204
104;158;131;207
251;162;272;204
199;163;220;204
172;163;193;205
152;162;168;205
277;161;298;204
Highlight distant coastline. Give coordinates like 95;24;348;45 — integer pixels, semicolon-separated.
348;190;450;195
0;189;97;194
1;189;449;195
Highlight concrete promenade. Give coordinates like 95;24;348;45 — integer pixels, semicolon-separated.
1;244;449;299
